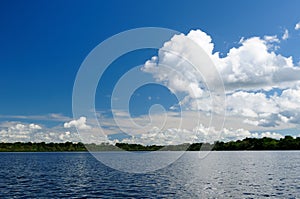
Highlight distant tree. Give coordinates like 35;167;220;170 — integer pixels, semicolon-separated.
0;136;299;152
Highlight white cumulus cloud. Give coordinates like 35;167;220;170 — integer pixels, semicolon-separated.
141;29;300;131
219;37;299;89
64;117;91;130
143;29;300;91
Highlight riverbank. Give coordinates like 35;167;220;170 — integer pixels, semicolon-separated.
0;136;299;152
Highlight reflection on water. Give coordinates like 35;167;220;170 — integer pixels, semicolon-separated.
0;151;299;198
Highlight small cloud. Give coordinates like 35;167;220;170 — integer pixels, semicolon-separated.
239;37;245;44
263;35;280;43
295;22;300;30
48;113;72;122
282;29;289;40
259;132;284;139
29;123;42;130
0;113;71;122
59;131;71;141
64;117;91;130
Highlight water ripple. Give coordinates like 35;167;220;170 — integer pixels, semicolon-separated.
0;151;299;198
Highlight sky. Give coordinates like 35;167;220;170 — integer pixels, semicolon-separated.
1;0;300;144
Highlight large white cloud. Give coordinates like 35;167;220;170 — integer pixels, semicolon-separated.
219;37;300;89
142;32;208;100
142;29;300;92
141;29;300;129
100;29;300;144
228;84;300;128
227;91;281;127
273;85;300;125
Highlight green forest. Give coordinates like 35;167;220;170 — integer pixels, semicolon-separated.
0;135;299;152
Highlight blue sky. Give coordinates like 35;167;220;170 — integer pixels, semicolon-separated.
0;0;299;115
1;0;300;144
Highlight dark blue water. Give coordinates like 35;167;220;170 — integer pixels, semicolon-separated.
0;151;299;198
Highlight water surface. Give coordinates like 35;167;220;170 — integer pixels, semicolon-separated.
0;151;299;198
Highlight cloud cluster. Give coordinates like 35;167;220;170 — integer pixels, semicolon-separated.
142;31;208;100
2;27;300;145
0;116;110;144
0;122;80;143
141;29;300;129
143;30;300;92
119;124;284;145
227;84;300;128
217;37;299;89
0;115;296;145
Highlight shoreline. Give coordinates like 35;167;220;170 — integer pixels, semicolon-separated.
0;135;299;152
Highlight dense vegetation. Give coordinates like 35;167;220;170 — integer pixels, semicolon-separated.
0;136;299;152
0;142;119;152
212;136;300;151
117;136;300;151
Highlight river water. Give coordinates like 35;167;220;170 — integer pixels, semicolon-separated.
0;151;299;198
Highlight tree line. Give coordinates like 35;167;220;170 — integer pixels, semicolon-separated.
0;136;299;152
116;136;300;151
